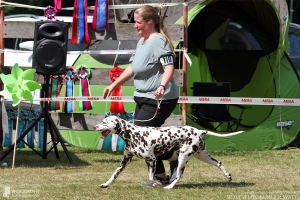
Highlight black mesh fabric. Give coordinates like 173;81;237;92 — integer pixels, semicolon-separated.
205;50;263;91
189;0;279;55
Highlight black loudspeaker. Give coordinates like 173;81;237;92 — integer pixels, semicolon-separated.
32;21;69;75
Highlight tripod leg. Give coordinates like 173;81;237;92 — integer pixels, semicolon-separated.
0;112;45;161
47;114;74;164
46;115;60;159
42;109;48;159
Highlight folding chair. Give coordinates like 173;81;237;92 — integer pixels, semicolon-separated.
190;82;250;131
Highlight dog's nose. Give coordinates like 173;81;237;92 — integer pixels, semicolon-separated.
93;125;97;130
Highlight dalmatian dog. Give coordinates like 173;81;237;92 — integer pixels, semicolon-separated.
93;116;244;189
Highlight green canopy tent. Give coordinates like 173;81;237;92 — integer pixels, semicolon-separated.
57;0;300;151
175;0;300;150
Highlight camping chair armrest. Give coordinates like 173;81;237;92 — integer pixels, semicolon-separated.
229;104;252;125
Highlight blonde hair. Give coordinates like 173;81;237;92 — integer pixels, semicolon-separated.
135;5;176;59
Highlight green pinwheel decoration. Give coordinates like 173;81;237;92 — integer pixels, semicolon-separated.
0;63;41;106
0;63;41;169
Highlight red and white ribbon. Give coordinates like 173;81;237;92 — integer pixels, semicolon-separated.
8;96;300;107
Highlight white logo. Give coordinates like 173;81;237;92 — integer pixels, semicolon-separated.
2;186;40;198
3;187;10;198
160;56;173;66
276;120;294;130
45;64;54;67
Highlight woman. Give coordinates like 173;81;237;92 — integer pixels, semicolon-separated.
103;5;179;187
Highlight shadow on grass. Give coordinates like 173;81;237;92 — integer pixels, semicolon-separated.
0;146;140;168
0;146;89;168
175;181;254;189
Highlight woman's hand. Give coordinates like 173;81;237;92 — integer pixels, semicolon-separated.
154;85;165;99
103;64;134;99
103;85;114;99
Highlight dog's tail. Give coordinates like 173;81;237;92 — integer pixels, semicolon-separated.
204;130;244;137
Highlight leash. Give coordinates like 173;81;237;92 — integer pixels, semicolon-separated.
134;100;162;122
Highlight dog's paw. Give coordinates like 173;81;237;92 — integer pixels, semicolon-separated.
228;174;232;182
100;184;109;188
163;184;174;189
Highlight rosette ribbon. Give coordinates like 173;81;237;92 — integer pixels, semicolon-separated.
92;0;109;32
49;75;63;111
63;66;77;113
77;65;93;111
71;0;91;44
54;0;62;12
44;5;58;21
109;66;125;113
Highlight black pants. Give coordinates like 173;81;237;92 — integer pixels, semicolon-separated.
134;96;178;174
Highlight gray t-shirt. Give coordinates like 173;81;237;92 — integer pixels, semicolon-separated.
129;33;179;100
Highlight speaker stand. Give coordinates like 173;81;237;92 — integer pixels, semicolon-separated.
0;75;73;164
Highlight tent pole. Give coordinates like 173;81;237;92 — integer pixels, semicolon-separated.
290;0;294;23
181;0;188;125
0;1;4;151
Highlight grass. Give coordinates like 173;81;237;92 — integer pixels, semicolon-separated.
1;147;300;200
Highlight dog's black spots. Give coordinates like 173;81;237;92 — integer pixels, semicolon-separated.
200;141;206;150
192;145;199;152
141;137;148;148
151;139;156;146
180;167;186;174
125;141;131;147
191;129;195;135
144;131;150;137
183;138;193;145
124;131;132;142
143;142;148;147
188;152;193;157
199;145;205;151
137;152;144;157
